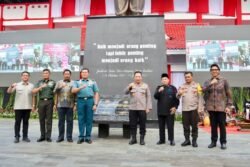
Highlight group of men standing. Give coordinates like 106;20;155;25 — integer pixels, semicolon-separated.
8;68;99;144
125;63;232;150
8;63;232;150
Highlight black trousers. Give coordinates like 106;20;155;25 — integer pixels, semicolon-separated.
57;107;73;140
182;110;199;140
208;111;227;144
38;99;54;139
158;114;175;142
14;110;31;138
129;110;146;136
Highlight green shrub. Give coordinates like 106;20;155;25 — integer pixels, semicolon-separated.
232;87;250;114
0;89;4;109
175;113;182;122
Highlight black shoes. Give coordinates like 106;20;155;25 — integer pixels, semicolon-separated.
23;137;31;142
67;139;73;143
221;143;227;150
170;140;175;146
192;140;198;147
46;138;52;142
56;138;64;143
181;139;198;147
157;140;174;146
14;137;19;143
85;139;93;144
37;137;52;142
77;139;84;144
77;139;92;144
15;137;31;143
128;136;145;145
37;137;45;142
140;135;145;145
57;137;73;143
181;140;191;146
156;141;165;145
208;142;217;148
208;142;226;149
129;136;137;145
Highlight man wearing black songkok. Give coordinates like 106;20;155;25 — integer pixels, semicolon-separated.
154;73;179;146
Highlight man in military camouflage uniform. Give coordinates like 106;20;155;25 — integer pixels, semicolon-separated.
33;69;56;142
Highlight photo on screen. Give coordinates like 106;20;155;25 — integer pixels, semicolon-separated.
0;43;80;73
186;40;242;71
238;41;250;71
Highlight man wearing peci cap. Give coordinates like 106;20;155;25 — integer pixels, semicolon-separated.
154;73;179;146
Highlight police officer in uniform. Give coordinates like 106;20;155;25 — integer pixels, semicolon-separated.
177;72;204;147
125;71;152;145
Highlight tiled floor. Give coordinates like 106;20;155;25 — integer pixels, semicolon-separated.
0;119;250;167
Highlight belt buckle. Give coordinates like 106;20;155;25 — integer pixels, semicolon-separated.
84;97;87;100
44;98;48;101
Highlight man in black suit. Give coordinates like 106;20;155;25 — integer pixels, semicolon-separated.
154;73;179;146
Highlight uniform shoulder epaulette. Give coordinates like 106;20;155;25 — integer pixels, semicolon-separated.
141;83;148;88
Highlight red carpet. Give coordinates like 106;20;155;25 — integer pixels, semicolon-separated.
199;126;250;134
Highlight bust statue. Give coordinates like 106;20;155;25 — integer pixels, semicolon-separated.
115;0;145;16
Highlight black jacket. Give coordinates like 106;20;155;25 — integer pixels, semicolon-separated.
154;85;179;116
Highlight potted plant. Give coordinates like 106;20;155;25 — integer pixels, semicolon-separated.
232;87;250;129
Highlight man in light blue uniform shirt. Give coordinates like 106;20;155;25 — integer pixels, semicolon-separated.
72;68;99;144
